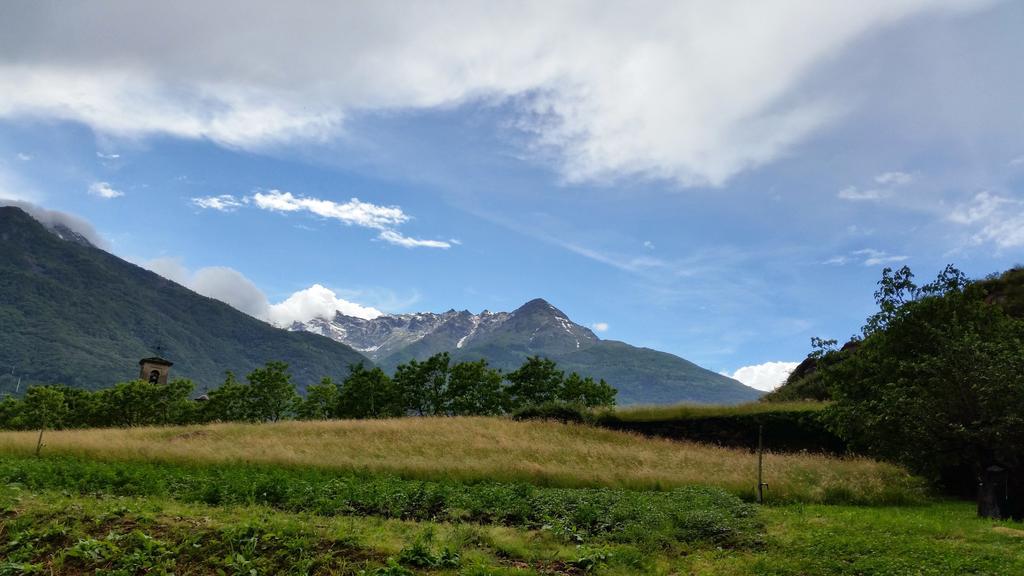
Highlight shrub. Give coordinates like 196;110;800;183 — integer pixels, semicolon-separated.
512;402;589;424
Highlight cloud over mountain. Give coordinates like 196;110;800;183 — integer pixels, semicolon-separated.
145;257;381;325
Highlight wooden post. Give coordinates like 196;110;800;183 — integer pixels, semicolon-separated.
757;424;765;504
34;411;46;457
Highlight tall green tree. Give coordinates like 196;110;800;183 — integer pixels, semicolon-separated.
393;353;453;416
297;377;340;420
94;379;195;427
559;372;617;407
245;362;299;422
421;352;451;416
203;371;251;422
506;356;564;408
446;359;507;415
394;358;429;416
23;386;69;430
337;363;402;419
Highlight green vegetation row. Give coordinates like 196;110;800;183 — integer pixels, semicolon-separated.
596;401;845;453
0;354;615;430
0;455;761;551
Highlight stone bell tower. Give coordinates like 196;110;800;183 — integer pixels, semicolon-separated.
138;357;173;384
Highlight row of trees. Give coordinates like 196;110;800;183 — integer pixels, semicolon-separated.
0;353;616;430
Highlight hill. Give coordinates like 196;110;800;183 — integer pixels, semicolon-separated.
293;298;761;404
0;206;367;392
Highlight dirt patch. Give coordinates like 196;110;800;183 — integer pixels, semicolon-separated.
993;526;1024;538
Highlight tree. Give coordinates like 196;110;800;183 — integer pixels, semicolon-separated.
23;386;69;431
393;353;454;416
394;358;429;416
203;371;251;422
446;359;507;415
94;379;195;427
246;361;299;422
820;265;1024;516
421;352;452;416
559;372;617;407
337;363;402;419
506;356;564;408
297;377;340;420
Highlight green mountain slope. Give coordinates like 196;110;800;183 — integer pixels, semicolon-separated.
0;206;367;393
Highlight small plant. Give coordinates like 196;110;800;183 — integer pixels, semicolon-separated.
568;545;614;573
361;558;414;576
396;528;461;568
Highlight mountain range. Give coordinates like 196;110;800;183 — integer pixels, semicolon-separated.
291;300;760;405
0;205;760;404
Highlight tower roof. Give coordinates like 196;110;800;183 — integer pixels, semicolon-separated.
139;356;173;367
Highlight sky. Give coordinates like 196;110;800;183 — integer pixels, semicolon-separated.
1;1;1023;392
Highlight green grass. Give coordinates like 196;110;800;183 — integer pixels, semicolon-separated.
0;455;762;550
0;488;606;575
732;503;1024;575
605;401;828;423
3;485;1022;575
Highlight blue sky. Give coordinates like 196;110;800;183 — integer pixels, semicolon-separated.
1;1;1022;390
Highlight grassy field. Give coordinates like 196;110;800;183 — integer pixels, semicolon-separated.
0;417;922;504
604;401;828;422
0;417;1020;574
2;487;1021;575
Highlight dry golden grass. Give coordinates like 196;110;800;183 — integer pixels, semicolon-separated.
0;417;924;503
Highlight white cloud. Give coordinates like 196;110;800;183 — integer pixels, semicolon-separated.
1009;155;1024;167
855;248;908;266
251;190;407;229
727;361;799;392
0;1;993;186
88;181;123;199
198;189;451;249
948;191;1024;249
839;171;914;202
267;284;383;325
144;257;382;324
643;240;655;250
874;171;914;185
191;194;244;211
824;255;850;265
837;186;885;201
947;190;1011;225
591;322;609;332
96;151;120;160
377;229;451;249
15;152;31;161
825;248;908;266
193;266;270;318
